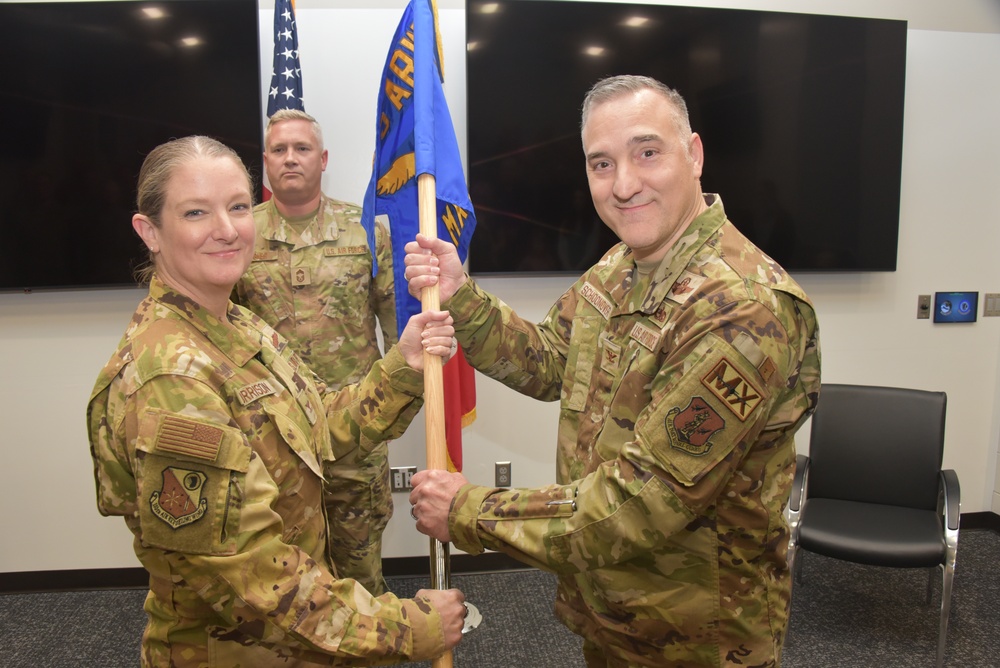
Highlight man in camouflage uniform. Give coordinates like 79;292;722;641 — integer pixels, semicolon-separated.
234;109;398;595
407;76;821;666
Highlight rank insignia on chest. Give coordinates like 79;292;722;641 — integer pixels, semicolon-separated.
149;467;208;529
291;267;311;286
666;397;726;456
701;357;763;421
600;335;623;375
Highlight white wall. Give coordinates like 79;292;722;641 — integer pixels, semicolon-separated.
1;0;999;573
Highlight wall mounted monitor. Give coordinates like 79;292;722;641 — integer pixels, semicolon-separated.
465;1;907;275
0;0;263;292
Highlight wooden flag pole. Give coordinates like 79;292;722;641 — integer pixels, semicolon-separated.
418;173;454;668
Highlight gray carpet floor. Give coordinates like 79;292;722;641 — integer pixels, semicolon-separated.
2;529;997;667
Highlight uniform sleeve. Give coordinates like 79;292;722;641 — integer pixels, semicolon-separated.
123;374;447;664
372;218;399;348
448;298;805;574
322;346;425;459
445;276;574;402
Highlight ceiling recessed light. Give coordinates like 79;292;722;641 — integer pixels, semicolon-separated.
622;16;649;28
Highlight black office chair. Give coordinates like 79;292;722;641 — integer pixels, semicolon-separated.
786;383;959;668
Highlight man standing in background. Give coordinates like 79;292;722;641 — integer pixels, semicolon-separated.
235;109;399;595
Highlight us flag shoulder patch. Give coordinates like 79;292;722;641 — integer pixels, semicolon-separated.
701;357;763;421
156;416;223;461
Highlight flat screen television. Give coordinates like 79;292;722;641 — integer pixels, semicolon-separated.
465;1;906;274
0;0;263;292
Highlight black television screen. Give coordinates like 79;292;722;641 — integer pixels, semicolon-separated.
466;1;906;274
0;0;263;292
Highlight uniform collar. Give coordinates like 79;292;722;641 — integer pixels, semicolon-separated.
148;275;261;367
255;192;342;248
638;194;727;313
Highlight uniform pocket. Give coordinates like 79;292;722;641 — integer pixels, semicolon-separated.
135;409;251;555
562;316;603;412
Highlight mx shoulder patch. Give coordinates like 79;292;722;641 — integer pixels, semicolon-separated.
701;357;763;422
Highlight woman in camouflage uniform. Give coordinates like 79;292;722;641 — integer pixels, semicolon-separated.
87;136;466;667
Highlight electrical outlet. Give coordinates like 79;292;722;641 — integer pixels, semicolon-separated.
390;466;417;492
917;294;931;319
495;461;512;487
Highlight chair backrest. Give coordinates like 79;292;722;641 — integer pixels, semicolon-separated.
807;383;947;510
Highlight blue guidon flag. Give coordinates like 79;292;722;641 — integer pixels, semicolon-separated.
360;0;476;317
361;0;477;471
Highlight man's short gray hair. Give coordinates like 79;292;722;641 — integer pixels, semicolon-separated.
581;75;693;147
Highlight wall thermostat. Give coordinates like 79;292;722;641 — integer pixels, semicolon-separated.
933;291;978;323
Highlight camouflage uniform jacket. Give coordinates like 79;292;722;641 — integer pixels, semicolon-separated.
234;194;400;595
87;277;445;667
235;193;397;388
445;196;821;667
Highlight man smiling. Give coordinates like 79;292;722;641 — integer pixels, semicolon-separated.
405;75;822;667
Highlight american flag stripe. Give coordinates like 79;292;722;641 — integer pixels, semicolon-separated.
157;416;223;460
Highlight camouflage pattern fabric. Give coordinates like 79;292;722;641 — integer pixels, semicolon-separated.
445;196;821;667
87;277;443;667
234;194;398;595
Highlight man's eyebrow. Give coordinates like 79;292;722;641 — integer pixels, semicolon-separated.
629;134;661;145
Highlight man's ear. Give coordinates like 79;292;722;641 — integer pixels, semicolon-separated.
132;214;159;253
688;132;705;179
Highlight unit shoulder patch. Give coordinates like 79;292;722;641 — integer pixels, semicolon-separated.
666;396;726;456
149;467;208;529
701;357;763;421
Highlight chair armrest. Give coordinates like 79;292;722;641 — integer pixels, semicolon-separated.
789;454;809;512
940;469;961;531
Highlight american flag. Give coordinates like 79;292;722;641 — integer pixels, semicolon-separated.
267;0;304;115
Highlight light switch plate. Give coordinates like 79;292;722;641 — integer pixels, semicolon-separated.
917;294;931;319
984;293;1000;317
